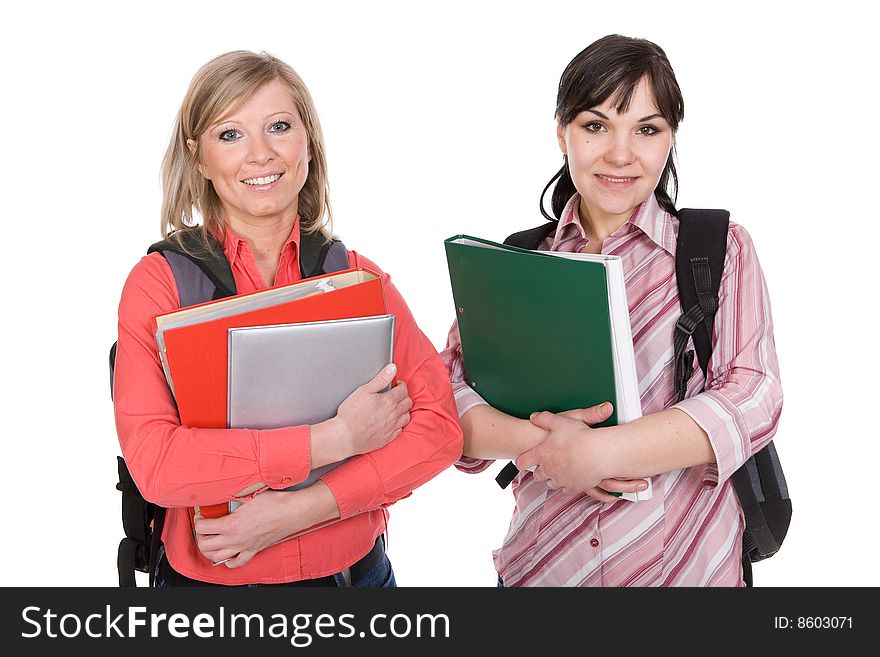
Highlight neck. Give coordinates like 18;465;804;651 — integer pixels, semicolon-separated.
224;212;298;260
576;199;634;244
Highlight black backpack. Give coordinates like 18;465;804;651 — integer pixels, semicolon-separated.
673;209;790;584
493;209;791;585
110;229;349;587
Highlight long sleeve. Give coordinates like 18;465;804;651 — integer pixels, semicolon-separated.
113;254;313;508
319;253;464;518
438;319;496;474
672;222;784;485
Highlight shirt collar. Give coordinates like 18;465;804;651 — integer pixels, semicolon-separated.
550;194;589;249
628;193;677;256
551;193;676;256
219;216;302;269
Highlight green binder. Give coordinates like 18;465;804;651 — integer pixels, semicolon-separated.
444;235;643;428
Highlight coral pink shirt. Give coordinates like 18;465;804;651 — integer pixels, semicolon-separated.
114;222;462;584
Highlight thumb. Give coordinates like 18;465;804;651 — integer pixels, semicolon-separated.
528;410;563;431
514;446;539;472
562;402;613;426
361;363;397;394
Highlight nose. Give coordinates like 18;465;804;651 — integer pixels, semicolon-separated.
604;133;634;167
247;133;276;165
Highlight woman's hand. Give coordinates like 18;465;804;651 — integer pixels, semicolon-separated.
193;483;339;568
333;363;412;456
516;405;648;500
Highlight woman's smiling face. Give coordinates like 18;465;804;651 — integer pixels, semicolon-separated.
557;76;673;226
188;79;311;226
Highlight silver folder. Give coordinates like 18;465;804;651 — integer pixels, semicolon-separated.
227;314;395;490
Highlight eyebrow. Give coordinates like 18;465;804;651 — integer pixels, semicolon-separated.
211;111;295;128
586;109;664;122
263;111;295;120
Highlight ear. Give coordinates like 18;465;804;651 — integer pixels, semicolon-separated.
186;138;208;178
556;120;567;155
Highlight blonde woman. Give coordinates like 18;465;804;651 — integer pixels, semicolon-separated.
114;51;462;586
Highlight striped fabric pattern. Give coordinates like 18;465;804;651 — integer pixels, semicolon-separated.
440;194;783;587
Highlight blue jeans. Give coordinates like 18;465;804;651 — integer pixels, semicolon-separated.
340;549;396;588
154;539;396;588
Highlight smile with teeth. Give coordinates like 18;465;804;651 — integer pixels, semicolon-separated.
597;174;637;183
242;174;281;186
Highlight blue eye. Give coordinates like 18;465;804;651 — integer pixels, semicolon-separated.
269;120;292;133
219;128;242;142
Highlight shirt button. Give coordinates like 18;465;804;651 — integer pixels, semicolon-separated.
590;538;600;548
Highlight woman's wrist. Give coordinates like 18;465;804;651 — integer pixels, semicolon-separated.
309;417;352;467
585;426;627;481
279;481;341;535
511;418;550;458
460;405;548;460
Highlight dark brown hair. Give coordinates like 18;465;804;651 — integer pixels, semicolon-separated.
540;35;685;220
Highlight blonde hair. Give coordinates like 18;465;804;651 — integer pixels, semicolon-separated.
160;50;333;250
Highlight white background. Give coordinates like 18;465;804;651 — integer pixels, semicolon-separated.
2;0;876;587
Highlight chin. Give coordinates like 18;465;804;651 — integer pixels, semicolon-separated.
592;191;648;215
248;204;286;218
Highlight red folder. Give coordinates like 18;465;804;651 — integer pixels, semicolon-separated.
154;268;387;520
158;268;387;428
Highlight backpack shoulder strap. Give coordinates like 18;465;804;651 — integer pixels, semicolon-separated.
111;231;236;397
673;208;729;398
300;230;349;277
674;210;787;565
148;229;236;303
503;221;558;250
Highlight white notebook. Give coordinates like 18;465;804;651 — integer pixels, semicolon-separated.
227;313;396;491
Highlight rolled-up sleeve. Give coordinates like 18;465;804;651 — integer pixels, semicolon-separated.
673;222;783;485
320;253;463;519
114;254;313;508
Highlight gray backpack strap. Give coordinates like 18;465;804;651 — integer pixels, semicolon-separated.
162;251;224;307
300;230;349;277
148;230;236;302
320;240;350;274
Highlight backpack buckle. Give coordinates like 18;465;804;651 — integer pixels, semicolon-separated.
675;313;699;336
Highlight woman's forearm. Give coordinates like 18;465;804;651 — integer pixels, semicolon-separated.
600;408;715;479
460;404;547;460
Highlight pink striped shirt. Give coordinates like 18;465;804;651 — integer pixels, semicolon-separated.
440;193;783;587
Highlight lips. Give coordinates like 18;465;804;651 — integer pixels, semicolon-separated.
596;174;638;183
242;173;282;186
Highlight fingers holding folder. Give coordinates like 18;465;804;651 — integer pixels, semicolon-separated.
317;362;413;459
